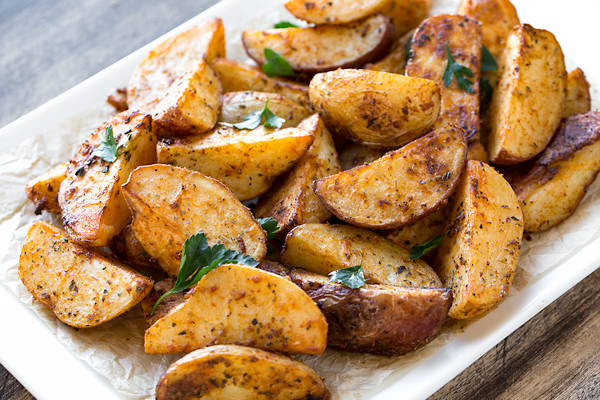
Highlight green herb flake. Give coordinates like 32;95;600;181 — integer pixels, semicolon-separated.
404;32;414;64
258;217;281;256
442;42;474;94
91;125;131;163
409;231;449;260
222;99;286;130
480;76;494;104
262;48;298;78
274;21;299;29
481;45;498;72
328;258;367;289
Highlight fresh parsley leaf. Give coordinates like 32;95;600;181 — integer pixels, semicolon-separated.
442;42;474;94
404;32;414;64
257;217;280;256
223;99;286;130
481;45;498;72
409;231;449;260
262;104;286;128
480;76;494;104
262;48;298;78
328;258;367;289
274;21;299;28
91;125;130;163
151;232;259;314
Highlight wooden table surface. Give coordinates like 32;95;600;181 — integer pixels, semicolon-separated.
1;1;599;399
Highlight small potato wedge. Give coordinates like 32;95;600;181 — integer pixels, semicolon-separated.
140;278;187;328
487;24;567;164
314;124;467;229
19;221;153;328
157;125;314;201
26;162;68;215
219;91;311;128
59;110;156;247
467;140;489;163
285;0;389;25
255;115;341;235
564;68;591;118
405;14;482;142
381;207;448;252
242;14;395;75
122;164;267;276
309;69;441;145
110;225;160;270
380;0;432;39
145;264;327;355
156;345;330;400
281;224;442;288
433;160;523;319
364;30;413;74
127;20;224;135
291;269;451;356
338;142;385;171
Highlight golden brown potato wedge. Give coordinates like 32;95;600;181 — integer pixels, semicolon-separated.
467;140;489;163
314;125;467;229
110;225;160;270
19;221;153;328
285;0;389;25
564;68;591;118
364;29;413;74
309;69;441;145
380;0;432;39
156;345;330;400
281;224;442;288
127;20;224;135
242;14;395;75
381;207;448;253
122;164;267;276
59;110;156;247
433;160;523;319
26;162;68;215
106;87;128;112
219;91;311;128
210;58;311;108
145;264;327;355
487;24;567;164
140;278;187;328
338;142;386;171
405;14;482;142
156;125;314;201
291;269;451;356
255;115;341;235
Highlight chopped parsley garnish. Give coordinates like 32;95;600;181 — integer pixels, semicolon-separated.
409;231;449;260
480;76;494;104
404;32;414;63
262;48;298;78
91;125;131;163
221;99;286;130
328;257;367;289
481;45;498;72
442;42;474;94
257;217;281;257
274;21;299;28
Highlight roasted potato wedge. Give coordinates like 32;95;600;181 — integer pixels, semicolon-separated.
59;110;156;247
487;24;567;164
364;29;413;74
140;278;187;327
255;115;341;235
145;264;327;355
338;142;386;171
405;14;482;142
110;224;160;270
127;20;224;135
156;345;330;400
242;14;395;75
309;69;441;145
281;224;442;288
380;0;432;39
219;91;311;128
512;112;600;232
122;164;267;276
467;140;489;163
106;87;128;112
156;125;314;201
291;269;451;356
381;207;448;253
433;160;523;319
19;221;153;328
285;0;389;25
26;162;68;215
314;124;467;229
564;68;591;118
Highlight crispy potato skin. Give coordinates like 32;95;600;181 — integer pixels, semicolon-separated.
487;24;567;164
338;142;385;171
281;224;442;288
140;278;187;327
26;162;68;215
59;110;156;247
19;221;153;328
122;164;267;276
291;269;451;356
314;124;467;229
110;224;160;270
379;0;432;39
364;29;413;74
255;115;341;236
145;264;327;355
242;14;395;75
564;68;591;118
405;14;482;142
433;160;523;319
309;69;441;145
156;345;330;400
285;0;389;25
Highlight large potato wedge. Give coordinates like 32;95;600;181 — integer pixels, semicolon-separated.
433;160;523;319
19;221;153;328
157;125;314;201
210;58;311;108
380;0;432;39
59;110;156;247
338;142;385;171
309;69;441;145
364;29;413;74
122;164;267;276
285;0;389;25
242;14;395;75
564;68;591;118
291;269;451;356
405;14;482;142
281;224;442;288
512;112;600;232
26;162;68;215
127;20;224;135
255;115;341;235
487;24;567;164
156;345;330;400
145;264;327;355
314;124;467;229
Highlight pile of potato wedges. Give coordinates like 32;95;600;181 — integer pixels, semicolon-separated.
20;0;599;397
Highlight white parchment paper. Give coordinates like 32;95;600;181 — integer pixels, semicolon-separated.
1;1;599;399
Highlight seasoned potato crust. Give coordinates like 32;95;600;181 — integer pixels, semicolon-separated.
285;0;389;25
26;162;68;215
564;68;591;118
